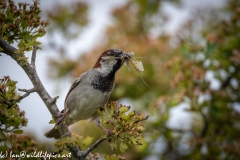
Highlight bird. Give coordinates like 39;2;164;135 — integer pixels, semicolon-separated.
45;49;127;139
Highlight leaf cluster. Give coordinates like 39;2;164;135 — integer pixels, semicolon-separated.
98;101;148;153
0;0;49;44
54;136;76;154
0;76;27;136
0;76;36;153
0;0;49;66
72;133;93;150
53;101;148;158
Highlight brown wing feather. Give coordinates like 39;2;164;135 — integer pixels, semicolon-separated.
64;77;81;110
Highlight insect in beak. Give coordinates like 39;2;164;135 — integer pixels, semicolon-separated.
123;52;149;87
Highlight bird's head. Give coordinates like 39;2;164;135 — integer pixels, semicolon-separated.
93;49;126;75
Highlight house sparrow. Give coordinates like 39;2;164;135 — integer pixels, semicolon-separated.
45;49;127;139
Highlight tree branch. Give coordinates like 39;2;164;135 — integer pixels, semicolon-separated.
31;45;38;69
82;137;107;157
0;37;82;159
18;88;36;101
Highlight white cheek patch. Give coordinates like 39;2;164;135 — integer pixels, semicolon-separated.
96;58;118;74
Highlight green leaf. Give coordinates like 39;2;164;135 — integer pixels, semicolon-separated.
1;24;8;34
13;129;23;134
120;114;128;120
34;32;45;37
119;142;128;153
109;141;117;151
49;119;55;124
119;106;129;114
136;126;145;132
97;109;105;116
128;111;135;116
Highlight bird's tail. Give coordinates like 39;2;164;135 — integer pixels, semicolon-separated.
44;127;61;139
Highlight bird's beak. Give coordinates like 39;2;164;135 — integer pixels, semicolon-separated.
120;52;128;61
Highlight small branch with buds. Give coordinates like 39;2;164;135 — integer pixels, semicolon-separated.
7;88;36;108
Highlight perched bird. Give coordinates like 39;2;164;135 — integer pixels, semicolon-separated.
45;49;127;139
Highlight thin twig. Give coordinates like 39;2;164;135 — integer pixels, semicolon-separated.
7;88;36;108
31;45;38;69
82;137;107;157
134;115;149;124
18;88;36;101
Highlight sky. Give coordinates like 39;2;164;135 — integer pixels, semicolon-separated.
0;0;226;145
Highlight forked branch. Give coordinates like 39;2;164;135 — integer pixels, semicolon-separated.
18;88;36;101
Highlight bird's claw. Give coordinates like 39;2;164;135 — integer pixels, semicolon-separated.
56;110;68;125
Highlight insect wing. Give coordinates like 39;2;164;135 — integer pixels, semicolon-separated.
130;59;144;71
